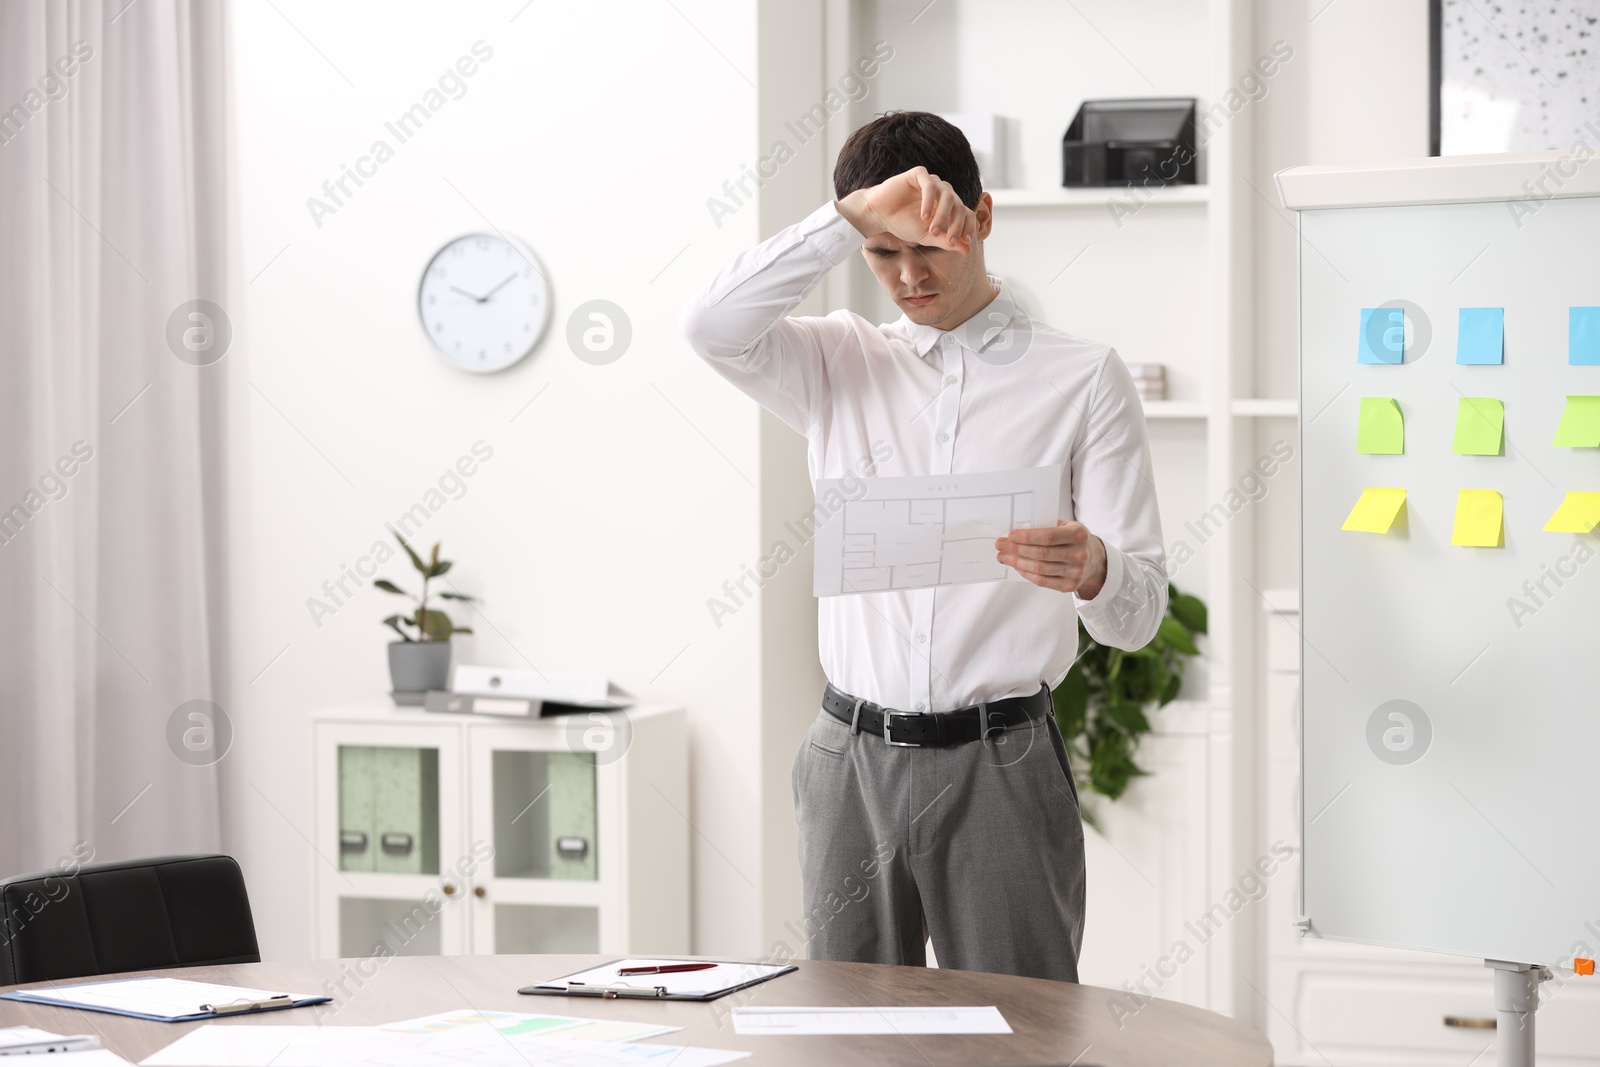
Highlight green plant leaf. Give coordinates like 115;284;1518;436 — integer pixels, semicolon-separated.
419;608;456;641
373;579;409;596
1052;668;1089;738
396;534;427;575
1158;672;1182;706
453;626;473;634
1170;592;1208;635
381;614;414;642
438;591;475;602
1107;700;1151;735
1157;615;1200;656
430;560;454;578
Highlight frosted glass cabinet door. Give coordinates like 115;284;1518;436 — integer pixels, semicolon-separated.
489;749;597;880
313;720;467;958
338;745;441;875
467;722;626;954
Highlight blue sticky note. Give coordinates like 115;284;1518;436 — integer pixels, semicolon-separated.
1572;307;1600;366
1359;307;1404;364
1457;307;1504;365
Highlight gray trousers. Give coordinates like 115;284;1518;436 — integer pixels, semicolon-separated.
790;699;1086;982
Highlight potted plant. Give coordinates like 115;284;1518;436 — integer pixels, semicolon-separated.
1051;583;1207;826
374;534;475;705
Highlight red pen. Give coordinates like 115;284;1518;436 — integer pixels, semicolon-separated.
617;963;717;976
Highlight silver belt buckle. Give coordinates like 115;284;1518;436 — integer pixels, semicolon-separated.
883;709;924;747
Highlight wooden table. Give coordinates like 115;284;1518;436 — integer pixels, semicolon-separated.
0;955;1273;1066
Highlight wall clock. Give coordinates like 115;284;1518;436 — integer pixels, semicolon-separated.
417;233;551;373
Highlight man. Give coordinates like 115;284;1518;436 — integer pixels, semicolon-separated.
680;111;1166;981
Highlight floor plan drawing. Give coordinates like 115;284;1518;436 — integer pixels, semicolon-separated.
813;465;1062;596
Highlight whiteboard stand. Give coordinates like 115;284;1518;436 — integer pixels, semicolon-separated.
1278;150;1600;1066
1486;959;1550;1067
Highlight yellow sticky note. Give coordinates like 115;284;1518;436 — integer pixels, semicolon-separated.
1543;492;1600;532
1342;487;1407;533
1357;398;1404;454
1553;396;1600;447
1452;397;1504;456
1452;489;1503;547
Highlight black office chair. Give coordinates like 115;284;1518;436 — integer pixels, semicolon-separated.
0;854;260;986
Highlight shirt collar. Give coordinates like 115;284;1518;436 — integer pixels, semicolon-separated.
899;277;1017;359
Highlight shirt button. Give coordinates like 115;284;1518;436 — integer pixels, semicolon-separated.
915;632;926;643
915;702;926;712
944;375;957;385
938;432;950;443
832;232;843;241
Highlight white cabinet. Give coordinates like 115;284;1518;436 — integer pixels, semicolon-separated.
1259;593;1600;1064
311;701;688;959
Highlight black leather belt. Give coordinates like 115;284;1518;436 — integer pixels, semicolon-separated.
822;682;1052;747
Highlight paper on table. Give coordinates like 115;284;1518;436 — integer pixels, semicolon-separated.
39;1054;132;1067
1452;489;1503;547
1356;398;1404;454
1358;307;1404;364
141;1024;747;1067
813;465;1061;596
1341;488;1406;533
1553;396;1600;447
1457;307;1504;365
730;1006;1012;1035
12;979;315;1021
1543;492;1600;532
1452;397;1504;455
377;1008;678;1043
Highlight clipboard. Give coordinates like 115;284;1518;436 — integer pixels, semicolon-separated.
520;958;797;1001
0;977;331;1022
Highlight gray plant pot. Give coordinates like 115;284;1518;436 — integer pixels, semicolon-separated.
389;640;452;706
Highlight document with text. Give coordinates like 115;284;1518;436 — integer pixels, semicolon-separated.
731;1005;1012;1035
813;465;1061;596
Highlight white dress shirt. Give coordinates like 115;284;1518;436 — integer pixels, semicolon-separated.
681;200;1167;712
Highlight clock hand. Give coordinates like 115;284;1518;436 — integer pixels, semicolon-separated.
450;285;486;302
477;273;519;302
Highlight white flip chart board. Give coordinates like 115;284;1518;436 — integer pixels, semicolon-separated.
1281;152;1600;968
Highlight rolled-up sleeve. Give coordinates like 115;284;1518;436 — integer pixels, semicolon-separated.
1070;348;1168;650
679;201;864;436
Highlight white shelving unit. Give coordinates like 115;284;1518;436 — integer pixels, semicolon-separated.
310;701;688;959
987;185;1211;209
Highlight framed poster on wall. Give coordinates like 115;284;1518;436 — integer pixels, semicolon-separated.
1430;0;1599;155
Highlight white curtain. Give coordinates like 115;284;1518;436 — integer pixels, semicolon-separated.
0;1;230;875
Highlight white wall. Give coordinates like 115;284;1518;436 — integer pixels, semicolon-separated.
225;0;786;959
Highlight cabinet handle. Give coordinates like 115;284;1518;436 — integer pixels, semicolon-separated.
1443;1015;1496;1029
442;882;456;897
473;885;486;899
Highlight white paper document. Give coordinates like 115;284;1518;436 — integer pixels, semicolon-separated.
813;466;1061;596
730;1005;1012;1035
141;1011;746;1067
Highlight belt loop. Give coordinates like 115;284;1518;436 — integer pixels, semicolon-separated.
849;698;865;736
981;701;1004;742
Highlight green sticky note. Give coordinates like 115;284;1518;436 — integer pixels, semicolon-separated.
1357;398;1404;454
1452;489;1503;547
1554;396;1600;447
1452;397;1504;455
1342;487;1406;533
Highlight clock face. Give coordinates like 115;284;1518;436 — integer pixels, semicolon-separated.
417;233;552;373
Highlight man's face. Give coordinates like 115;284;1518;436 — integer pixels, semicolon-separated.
860;194;993;327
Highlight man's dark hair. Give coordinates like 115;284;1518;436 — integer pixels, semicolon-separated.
833;111;982;209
